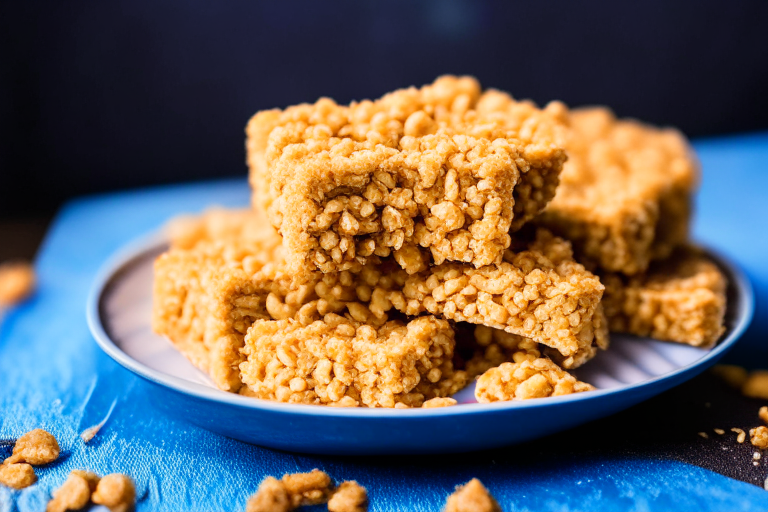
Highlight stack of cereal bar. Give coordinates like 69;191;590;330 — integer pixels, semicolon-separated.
152;76;728;407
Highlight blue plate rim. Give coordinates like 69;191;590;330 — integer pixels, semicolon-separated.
86;231;754;418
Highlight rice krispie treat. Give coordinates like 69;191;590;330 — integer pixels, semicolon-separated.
247;75;567;277
537;106;699;275
475;358;594;403
239;315;468;408
601;247;727;347
152;209;285;391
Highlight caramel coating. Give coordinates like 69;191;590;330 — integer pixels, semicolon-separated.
47;472;93;512
328;481;368;512
538;106;699;275
240;315;467;408
4;428;60;466
0;261;36;306
475;358;594;402
91;473;136;512
602;247;727;347
0;463;36;489
247;75;567;277
444;478;500;512
750;426;768;450
245;476;291;512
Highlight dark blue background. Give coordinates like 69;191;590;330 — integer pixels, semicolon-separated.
1;0;768;215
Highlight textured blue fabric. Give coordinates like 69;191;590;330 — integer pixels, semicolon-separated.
1;133;768;511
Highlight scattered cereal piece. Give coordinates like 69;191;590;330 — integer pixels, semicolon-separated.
0;463;37;489
743;371;768;400
711;365;749;389
698;432;709;439
731;428;746;444
47;472;93;512
4;429;60;465
281;469;334;507
328;481;368;512
444;478;500;512
246;476;291;512
0;261;36;306
71;470;100;492
422;397;458;408
759;406;768;425
91;473;136;512
749;426;768;449
754;452;762;460
475;358;594;403
714;428;725;435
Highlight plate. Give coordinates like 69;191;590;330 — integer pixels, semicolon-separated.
87;235;753;455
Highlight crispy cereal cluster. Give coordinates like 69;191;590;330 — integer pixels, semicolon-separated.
475;358;594;403
247;76;567;278
444;478;500;512
538;106;699;275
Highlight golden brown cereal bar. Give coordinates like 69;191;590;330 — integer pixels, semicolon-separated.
475;358;594;403
239;315;468;408
601;247;727;347
537;106;699;275
246;75;566;278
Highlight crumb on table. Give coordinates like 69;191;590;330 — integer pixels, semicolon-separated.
743;371;768;400
4;428;60;466
47;471;94;512
444;478;500;512
759;406;768;425
328;480;368;512
245;476;291;512
246;470;334;512
91;473;135;512
0;462;37;489
731;428;746;444
0;261;36;306
750;426;768;449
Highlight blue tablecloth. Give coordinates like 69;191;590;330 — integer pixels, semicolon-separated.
1;132;767;512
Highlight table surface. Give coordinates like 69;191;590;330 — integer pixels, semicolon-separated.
1;131;768;512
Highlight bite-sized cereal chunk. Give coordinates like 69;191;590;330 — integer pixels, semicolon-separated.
328;481;368;512
47;471;94;512
422;397;458;408
91;473;136;512
601;247;727;347
0;261;36;306
247;75;567;277
281;469;334;507
537;106;699;275
0;463;36;489
245;476;291;512
4;428;60;466
750;426;768;450
475;358;594;403
759;406;768;425
240;315;467;408
444;478;500;512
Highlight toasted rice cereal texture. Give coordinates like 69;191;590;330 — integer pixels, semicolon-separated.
240;315;468;408
0;463;36;489
444;478;500;512
4;429;60;466
537;106;699;275
475;357;594;402
247;75;567;277
601;247;727;347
